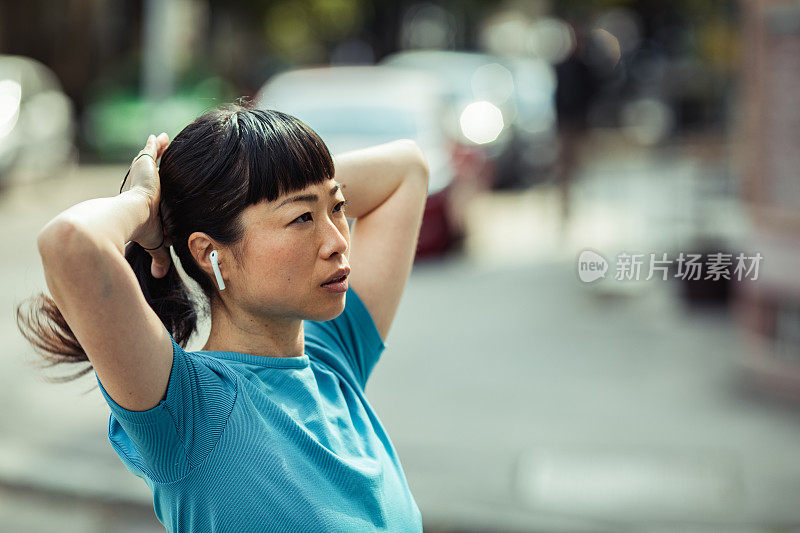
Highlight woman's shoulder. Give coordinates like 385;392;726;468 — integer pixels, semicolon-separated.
303;286;386;390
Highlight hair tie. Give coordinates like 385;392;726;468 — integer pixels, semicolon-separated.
142;231;166;251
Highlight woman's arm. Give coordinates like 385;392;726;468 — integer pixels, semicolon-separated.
37;135;175;411
333;139;428;219
42;133;173;277
334;140;430;342
42;189;152;253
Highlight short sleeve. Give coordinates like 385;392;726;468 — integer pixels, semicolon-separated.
304;285;386;390
95;330;238;484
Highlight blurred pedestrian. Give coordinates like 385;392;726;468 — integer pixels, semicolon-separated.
554;26;600;232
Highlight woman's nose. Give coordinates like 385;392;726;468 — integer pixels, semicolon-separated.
320;218;348;258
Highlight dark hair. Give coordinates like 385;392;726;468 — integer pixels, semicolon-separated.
16;103;334;382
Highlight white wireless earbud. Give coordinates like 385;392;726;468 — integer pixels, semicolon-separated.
210;249;226;291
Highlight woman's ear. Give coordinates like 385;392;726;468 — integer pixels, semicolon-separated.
187;232;219;275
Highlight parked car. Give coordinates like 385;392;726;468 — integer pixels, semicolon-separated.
0;55;76;187
381;50;558;189
256;65;480;258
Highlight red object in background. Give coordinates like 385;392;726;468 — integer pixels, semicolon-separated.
450;142;494;190
416;188;454;259
414;142;493;260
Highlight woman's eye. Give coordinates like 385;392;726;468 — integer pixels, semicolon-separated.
292;201;347;225
292;212;313;224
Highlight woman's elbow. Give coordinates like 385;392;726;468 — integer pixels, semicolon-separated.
395;139;430;187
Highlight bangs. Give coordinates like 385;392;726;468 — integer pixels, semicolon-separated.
233;109;335;205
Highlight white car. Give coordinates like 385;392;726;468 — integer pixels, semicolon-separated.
0;55;76;186
256;66;452;194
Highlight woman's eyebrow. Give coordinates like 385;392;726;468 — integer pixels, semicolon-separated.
275;182;342;210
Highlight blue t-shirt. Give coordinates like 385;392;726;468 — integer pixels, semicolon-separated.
94;286;422;532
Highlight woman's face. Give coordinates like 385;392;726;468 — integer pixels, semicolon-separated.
230;177;350;322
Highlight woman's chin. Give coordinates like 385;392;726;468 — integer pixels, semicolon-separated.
305;296;346;322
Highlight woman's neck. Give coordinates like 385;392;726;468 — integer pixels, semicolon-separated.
202;307;305;358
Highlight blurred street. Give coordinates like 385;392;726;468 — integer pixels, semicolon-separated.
5;139;800;532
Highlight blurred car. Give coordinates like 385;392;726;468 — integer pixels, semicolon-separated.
0;55;76;187
381;50;558;189
256;65;480;259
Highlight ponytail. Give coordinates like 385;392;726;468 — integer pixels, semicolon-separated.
124;241;197;346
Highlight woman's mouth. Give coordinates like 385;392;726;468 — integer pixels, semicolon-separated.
321;273;348;293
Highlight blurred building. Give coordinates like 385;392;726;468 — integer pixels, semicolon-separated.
738;0;800;398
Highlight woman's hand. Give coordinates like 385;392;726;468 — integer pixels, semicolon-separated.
123;133;172;278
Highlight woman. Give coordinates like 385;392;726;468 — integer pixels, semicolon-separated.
19;104;428;531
